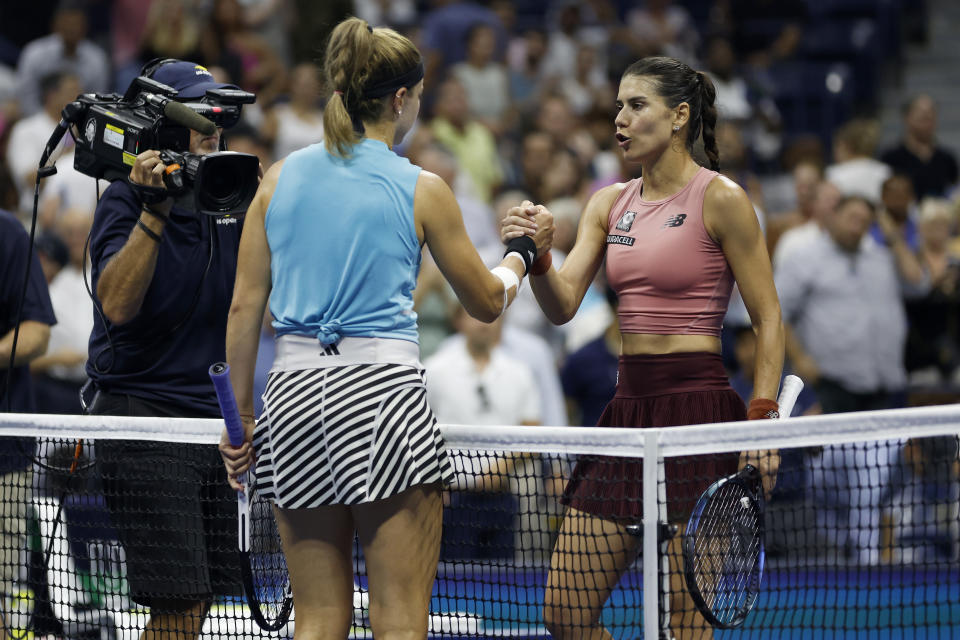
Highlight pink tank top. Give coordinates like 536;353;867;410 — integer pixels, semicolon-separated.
605;166;734;336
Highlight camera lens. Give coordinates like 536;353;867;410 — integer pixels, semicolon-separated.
194;152;259;215
200;167;242;209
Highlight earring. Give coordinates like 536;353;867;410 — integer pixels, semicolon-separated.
673;125;680;132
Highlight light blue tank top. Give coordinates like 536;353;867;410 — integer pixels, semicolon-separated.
265;139;422;345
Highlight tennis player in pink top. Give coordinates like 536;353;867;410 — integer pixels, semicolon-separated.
501;56;785;639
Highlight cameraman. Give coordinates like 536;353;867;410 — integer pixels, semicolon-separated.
85;60;251;640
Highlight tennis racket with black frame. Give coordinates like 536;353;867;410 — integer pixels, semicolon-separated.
210;362;293;632
682;375;803;629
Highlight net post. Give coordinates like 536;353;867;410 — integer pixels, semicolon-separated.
643;430;661;640
657;446;670;638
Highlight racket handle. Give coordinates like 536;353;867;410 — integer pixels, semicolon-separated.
777;375;804;419
238;487;250;552
209;362;245;447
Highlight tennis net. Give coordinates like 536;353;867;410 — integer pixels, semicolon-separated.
0;405;958;639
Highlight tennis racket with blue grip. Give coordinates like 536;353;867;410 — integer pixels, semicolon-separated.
210;362;292;632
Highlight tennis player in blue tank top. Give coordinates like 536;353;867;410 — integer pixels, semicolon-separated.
219;17;554;640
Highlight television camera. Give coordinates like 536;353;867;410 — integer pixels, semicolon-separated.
58;75;259;216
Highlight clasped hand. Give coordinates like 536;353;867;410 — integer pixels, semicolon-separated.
500;200;555;258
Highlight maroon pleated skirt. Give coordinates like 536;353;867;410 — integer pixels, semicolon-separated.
562;351;745;522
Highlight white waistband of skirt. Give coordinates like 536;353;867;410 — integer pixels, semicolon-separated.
271;334;422;371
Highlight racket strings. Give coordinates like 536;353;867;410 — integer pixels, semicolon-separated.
248;494;291;620
690;483;761;624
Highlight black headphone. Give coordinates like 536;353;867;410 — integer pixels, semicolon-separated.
140;57;180;80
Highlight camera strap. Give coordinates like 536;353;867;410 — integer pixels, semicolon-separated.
127;178;169;205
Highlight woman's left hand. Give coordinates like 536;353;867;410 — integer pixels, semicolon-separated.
740;449;780;500
219;415;256;491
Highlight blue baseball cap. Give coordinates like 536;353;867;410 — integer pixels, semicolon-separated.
149;60;239;100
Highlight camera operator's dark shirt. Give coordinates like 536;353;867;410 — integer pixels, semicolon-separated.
85;180;244;416
1;208;56;472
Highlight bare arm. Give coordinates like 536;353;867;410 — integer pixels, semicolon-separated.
30;348;86;372
705;176;784;402
0;321;50;367
225;163;277;417
220;160;280;489
96;150;173;325
705;176;784;496
416;171;553;321
502;185;621;325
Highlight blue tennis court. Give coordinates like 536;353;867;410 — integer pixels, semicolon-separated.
388;566;960;639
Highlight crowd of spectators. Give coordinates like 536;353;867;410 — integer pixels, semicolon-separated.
1;0;958;567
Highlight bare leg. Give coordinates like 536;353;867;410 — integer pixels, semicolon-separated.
353;483;443;640
274;504;356;640
140;601;211;640
543;508;639;640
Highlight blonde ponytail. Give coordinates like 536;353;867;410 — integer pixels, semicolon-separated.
322;17;422;158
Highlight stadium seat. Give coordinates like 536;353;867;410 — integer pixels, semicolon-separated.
767;61;855;143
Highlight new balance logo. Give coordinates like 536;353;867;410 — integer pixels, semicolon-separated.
663;214;687;228
320;343;340;356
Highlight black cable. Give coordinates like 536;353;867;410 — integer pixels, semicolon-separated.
38;441;84;591
4;128;95;474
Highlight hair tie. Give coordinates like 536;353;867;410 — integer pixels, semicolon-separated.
367;24;373;33
334;90;343;96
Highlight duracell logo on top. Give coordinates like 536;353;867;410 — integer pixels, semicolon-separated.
606;234;635;246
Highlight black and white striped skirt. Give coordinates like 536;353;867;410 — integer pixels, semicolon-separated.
252;363;453;508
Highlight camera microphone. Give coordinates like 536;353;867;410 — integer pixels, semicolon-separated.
165;100;217;136
143;93;217;136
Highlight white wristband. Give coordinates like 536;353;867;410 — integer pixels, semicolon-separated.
490;266;521;317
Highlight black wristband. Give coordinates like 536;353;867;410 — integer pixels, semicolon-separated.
128;179;170;205
503;235;536;275
136;218;163;243
141;203;169;222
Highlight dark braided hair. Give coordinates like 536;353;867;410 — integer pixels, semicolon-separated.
622;56;720;171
